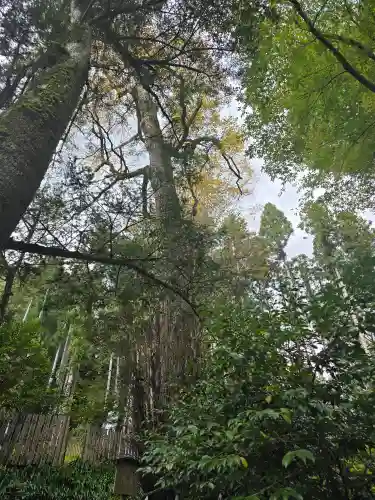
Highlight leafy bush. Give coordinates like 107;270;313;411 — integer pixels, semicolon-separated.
141;301;375;499
0;460;119;499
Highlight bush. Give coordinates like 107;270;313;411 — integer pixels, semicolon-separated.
141;301;375;499
0;460;119;499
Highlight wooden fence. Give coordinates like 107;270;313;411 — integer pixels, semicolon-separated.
0;412;70;466
82;425;139;465
0;411;138;467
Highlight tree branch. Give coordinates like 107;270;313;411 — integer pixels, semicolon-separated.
90;0;165;23
137;58;211;75
290;0;375;93
100;25;200;138
182;136;243;189
322;33;375;63
114;165;149;180
5;239;199;317
175;73;203;148
142;168;150;218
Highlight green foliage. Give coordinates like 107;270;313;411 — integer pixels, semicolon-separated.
0;320;56;411
282;449;315;469
0;461;119;499
215;213;270;283
241;0;375;206
140;245;375;499
259;203;293;260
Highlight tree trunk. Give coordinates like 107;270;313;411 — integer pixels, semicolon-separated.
134;86;181;229
0;31;90;248
133;86;200;407
0;268;15;323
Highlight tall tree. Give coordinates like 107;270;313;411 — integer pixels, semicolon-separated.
0;0;241;250
0;0;91;246
259;202;293;262
140;207;375;499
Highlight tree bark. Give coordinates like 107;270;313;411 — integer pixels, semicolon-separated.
0;31;90;248
0;268;16;323
133;86;200;410
133;86;181;229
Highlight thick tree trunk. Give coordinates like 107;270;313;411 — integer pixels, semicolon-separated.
134;86;181;229
134;87;200;409
0;33;90;248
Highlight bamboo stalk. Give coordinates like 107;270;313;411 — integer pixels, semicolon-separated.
104;352;114;406
48;342;63;388
38;288;49;320
22;298;33;322
114;356;120;405
56;325;73;391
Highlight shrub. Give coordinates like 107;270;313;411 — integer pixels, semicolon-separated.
0;460;119;500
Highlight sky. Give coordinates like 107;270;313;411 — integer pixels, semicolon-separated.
224;100;313;259
240;158;313;258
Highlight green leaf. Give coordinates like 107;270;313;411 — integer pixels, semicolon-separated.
282;449;315;468
281;487;303;500
239;456;248;468
187;424;199;434
280;408;292;424
271;487;303;500
254;408;280;420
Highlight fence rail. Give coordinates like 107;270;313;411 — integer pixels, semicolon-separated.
84;425;138;464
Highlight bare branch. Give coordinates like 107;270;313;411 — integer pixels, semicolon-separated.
137;58;212;76
181;135;243;190
176;94;203;148
118;165;149;180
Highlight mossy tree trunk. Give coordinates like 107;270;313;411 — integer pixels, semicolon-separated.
0;31;90;248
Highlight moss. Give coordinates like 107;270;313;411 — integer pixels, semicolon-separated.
2;46;84;131
0;37;89;164
18;61;77;119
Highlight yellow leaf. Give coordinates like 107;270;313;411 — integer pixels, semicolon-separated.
240;456;248;469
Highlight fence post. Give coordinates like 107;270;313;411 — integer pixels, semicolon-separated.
82;423;91;461
56;416;70;465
